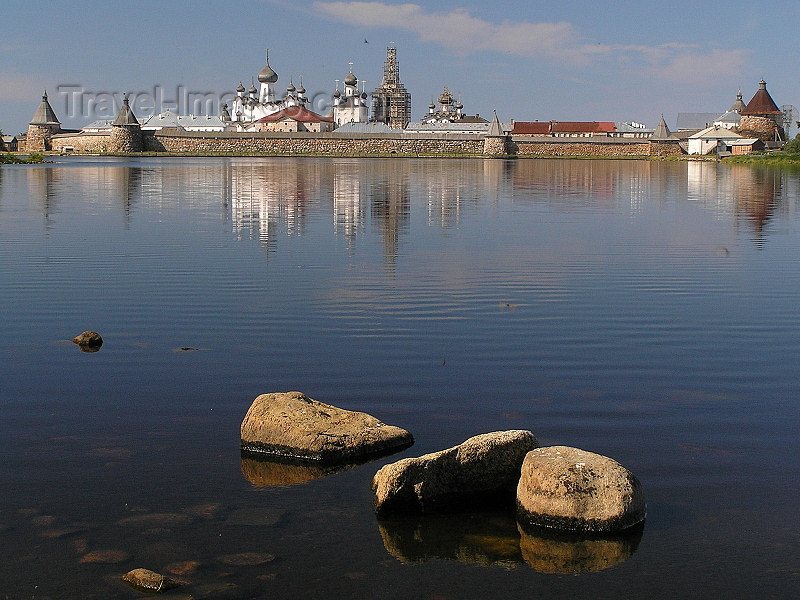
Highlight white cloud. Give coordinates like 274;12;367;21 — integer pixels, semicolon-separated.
649;48;749;84
313;2;578;57
312;1;750;82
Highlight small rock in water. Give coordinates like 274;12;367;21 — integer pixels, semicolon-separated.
217;552;276;566
72;330;103;349
116;512;195;528
31;515;57;527
121;568;181;593
164;560;200;575
79;549;131;564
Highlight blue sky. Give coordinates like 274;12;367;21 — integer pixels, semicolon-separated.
1;0;797;134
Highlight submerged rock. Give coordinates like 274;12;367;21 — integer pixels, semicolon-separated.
79;549;131;564
240;391;413;464
372;430;538;514
516;446;646;534
121;568;181;593
72;330;103;348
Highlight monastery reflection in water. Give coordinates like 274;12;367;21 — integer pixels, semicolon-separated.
14;159;800;251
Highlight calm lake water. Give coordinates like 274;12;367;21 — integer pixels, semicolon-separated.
1;156;799;599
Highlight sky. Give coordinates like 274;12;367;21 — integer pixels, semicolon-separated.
1;0;798;135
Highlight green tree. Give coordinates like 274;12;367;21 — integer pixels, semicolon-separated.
783;134;800;154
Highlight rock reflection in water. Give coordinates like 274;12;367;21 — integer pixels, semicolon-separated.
240;454;355;486
518;523;644;574
377;511;523;568
377;512;643;573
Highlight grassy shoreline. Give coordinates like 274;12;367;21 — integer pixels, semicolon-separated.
1;152;45;164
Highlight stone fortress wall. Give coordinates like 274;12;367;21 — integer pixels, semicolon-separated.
49;129;679;157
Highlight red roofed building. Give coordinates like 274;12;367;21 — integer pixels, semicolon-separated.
550;121;616;137
511;121;551;135
250;106;334;133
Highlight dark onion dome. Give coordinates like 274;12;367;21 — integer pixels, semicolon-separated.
297;83;306;94
361;92;368;99
237;82;246;93
333;89;342;98
455;102;463;110
248;83;258;95
344;71;357;86
287;81;296;92
258;61;278;84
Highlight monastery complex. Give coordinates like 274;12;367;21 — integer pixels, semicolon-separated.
7;45;789;158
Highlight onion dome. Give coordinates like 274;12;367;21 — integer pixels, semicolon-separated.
236;82;246;93
344;71;357;86
248;83;258;95
287;80;296;93
297;82;306;95
455;102;463;110
258;60;278;84
361;92;368;100
333;89;342;98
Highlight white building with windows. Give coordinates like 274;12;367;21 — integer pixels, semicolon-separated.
332;64;369;127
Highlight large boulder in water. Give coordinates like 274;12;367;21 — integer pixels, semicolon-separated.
240;391;413;464
372;430;538;514
516;446;645;534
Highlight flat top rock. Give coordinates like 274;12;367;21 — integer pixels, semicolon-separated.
240;391;413;463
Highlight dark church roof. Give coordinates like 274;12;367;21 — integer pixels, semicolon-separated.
741;80;782;116
30;91;60;125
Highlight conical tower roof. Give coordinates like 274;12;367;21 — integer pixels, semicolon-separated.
651;115;673;140
112;95;140;126
487;111;503;136
729;89;746;113
741;80;781;115
30;91;60;126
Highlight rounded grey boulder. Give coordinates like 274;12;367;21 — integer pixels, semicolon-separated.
516;446;645;534
240;391;413;464
373;430;538;514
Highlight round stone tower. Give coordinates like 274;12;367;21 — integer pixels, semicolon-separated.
739;80;785;142
110;95;143;152
26;91;61;152
483;111;510;155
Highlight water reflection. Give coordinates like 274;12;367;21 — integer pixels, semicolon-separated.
377;512;642;573
377;512;523;567
9;158;799;252
518;524;643;574
686;162;791;245
240;455;353;486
